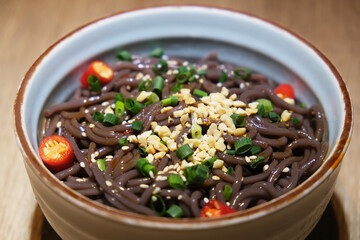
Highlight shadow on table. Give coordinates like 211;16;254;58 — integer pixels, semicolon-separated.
29;194;348;240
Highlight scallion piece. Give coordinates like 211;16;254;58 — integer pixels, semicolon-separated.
114;101;125;117
249;156;265;169
230;114;245;128
165;204;184;218
250;145;262;155
268;112;281;122
291;117;300;125
227;166;234;175
149;47;164;58
219;70;227;83
145;92;160;106
152;76;164;96
103;113;120;126
87;75;102;92
223;185;232;201
131;120;143;131
150;194;166;216
116;50;132;61
184;164;209;185
193;89;208;97
96;159;106;171
125;98;143;115
226;150;236;155
234;67;252;79
93;111;104;122
138;147;147;157
176;144;193;160
114;93;124;102
197;69;207;75
256;99;273;112
171;83;182;93
161;96;178;106
138;79;152;91
300;103;307;108
234;137;252;155
202;157;219;168
191;123;202;139
153;59;168;74
119;137;128;146
168;174;185;190
176;71;191;83
188;74;198;82
135;158;156;177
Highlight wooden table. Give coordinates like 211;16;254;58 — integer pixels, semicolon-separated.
1;0;358;239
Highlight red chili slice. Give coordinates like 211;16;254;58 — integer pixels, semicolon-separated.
274;83;295;99
200;200;237;218
80;61;114;88
39;135;75;173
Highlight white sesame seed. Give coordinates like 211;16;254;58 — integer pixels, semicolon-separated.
94;151;99;157
151;196;157;202
149;171;155;179
140;184;149;189
99;187;104;191
263;164;269;172
212;176;220;181
203;197;209;203
164;166;169;172
81;132;87;137
56;121;62;128
178;195;183;200
106;155;113;159
245;156;251;163
119;186;125;191
121;146;130;150
226;202;230;206
89;123;95;128
101;101;109;106
249;155;257;161
152;187;161;195
84;109;89;114
105;180;112;187
166;196;171;200
282;167;290;173
80;162;85;168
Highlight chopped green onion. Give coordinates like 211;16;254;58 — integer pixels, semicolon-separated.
219;70;227;83
149;92;160;103
176;71;191;83
149;47;164;58
290;117;300;125
249;156;265;169
125;98;143;115
191;123;202;139
138;147;147;157
161;96;178;106
223;185;232;201
177;66;188;72
257;104;265;117
119;137;128;146
87;75;102;92
226;150;236;155
103;113;120;126
168;174;185;190
234;137;252;155
93;111;104;122
114;93;124;102
227;166;234;175
150;194;166;216
152;75;164;96
268;112;281;122
96;159;106;171
234;67;251;79
153;59;168;74
250;145;262;155
300;103;307;108
138;79;152;91
188;75;198;82
197;69;207;75
135;158;156;177
171;83;182;93
114;101;125;117
202;157;219;168
116;50;132;61
184;164;209;185
189;65;197;75
176;144;193;160
230;114;245;128
256;99;273;112
131;120;143;131
193;89;208;97
165;204;184;218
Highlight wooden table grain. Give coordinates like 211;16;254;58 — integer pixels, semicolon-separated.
1;0;359;239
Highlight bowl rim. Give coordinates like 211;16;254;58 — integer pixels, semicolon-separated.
14;5;353;229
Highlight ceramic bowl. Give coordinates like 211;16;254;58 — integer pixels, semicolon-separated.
14;6;352;240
